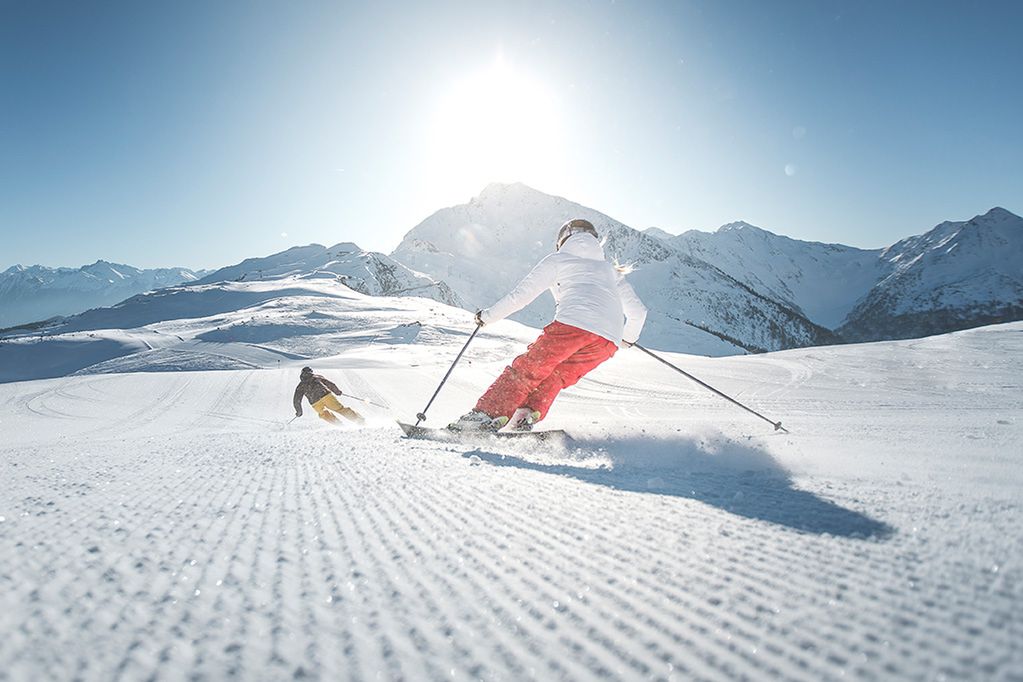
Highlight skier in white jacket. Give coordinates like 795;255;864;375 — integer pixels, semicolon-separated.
450;219;647;432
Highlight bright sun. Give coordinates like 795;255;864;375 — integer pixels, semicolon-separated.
428;59;564;191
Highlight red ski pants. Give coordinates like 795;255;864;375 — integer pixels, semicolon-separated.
475;321;617;421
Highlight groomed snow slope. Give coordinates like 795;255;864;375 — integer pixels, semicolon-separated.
1;296;1021;679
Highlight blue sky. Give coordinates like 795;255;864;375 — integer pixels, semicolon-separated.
1;0;1020;269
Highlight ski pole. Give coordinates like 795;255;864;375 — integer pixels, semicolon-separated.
633;343;788;433
415;322;481;425
341;393;390;410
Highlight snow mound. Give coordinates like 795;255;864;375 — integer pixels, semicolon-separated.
0;277;536;384
197;242;464;308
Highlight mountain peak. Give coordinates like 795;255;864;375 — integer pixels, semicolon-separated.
977;206;1020;224
474;182;558;206
717;221;768;235
643;227;676;241
326;242;362;255
282;243;326;253
479;181;531;196
84;259;137;270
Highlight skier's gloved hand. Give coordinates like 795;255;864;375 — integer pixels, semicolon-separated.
474;310;486;327
295;409;302;417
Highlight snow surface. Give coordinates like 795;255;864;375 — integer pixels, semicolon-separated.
0;278;483;384
1;283;1021;680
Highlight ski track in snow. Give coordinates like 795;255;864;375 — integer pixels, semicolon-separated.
2;325;1022;681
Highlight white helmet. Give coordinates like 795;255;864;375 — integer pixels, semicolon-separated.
556;219;598;250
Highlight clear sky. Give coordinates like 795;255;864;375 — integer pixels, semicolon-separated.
2;0;1021;269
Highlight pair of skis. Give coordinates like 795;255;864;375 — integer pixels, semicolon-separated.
396;420;568;443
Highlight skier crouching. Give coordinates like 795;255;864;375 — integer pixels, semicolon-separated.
293;367;365;425
450;219;647;432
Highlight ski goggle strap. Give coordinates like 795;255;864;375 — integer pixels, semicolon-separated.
556;219;597;250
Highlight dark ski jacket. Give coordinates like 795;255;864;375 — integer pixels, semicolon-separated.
293;374;342;414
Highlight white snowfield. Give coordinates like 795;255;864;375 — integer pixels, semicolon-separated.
1;287;1021;681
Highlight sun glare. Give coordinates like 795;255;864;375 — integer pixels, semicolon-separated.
427;59;564;192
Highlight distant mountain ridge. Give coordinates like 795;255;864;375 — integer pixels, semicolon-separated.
0;261;201;329
196;242;463;308
665;222;885;329
838;207;1023;341
391;183;1021;352
4;186;1017;354
647;206;1023;342
391;182;838;355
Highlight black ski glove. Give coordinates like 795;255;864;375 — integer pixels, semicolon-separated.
295;408;302;417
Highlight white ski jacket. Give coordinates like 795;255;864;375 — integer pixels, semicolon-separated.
480;233;647;346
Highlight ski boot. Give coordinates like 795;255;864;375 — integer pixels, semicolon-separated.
447;410;509;432
507;407;541;432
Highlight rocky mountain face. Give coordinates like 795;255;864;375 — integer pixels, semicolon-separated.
196;243;464;308
392;183;838;355
653;207;1023;343
837;208;1023;341
666;223;886;329
0;261;201;329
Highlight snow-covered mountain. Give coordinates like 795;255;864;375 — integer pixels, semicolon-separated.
659;207;1023;342
197;242;464;308
838;207;1023;341
8;191;1015;356
667;223;886;329
642;226;678;241
392;183;837;356
0;261;201;329
412;185;1019;349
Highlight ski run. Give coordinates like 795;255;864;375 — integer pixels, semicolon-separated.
1;285;1021;681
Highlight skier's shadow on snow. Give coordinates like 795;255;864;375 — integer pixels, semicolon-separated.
465;435;894;539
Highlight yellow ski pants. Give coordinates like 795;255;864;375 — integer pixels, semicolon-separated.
312;394;364;424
